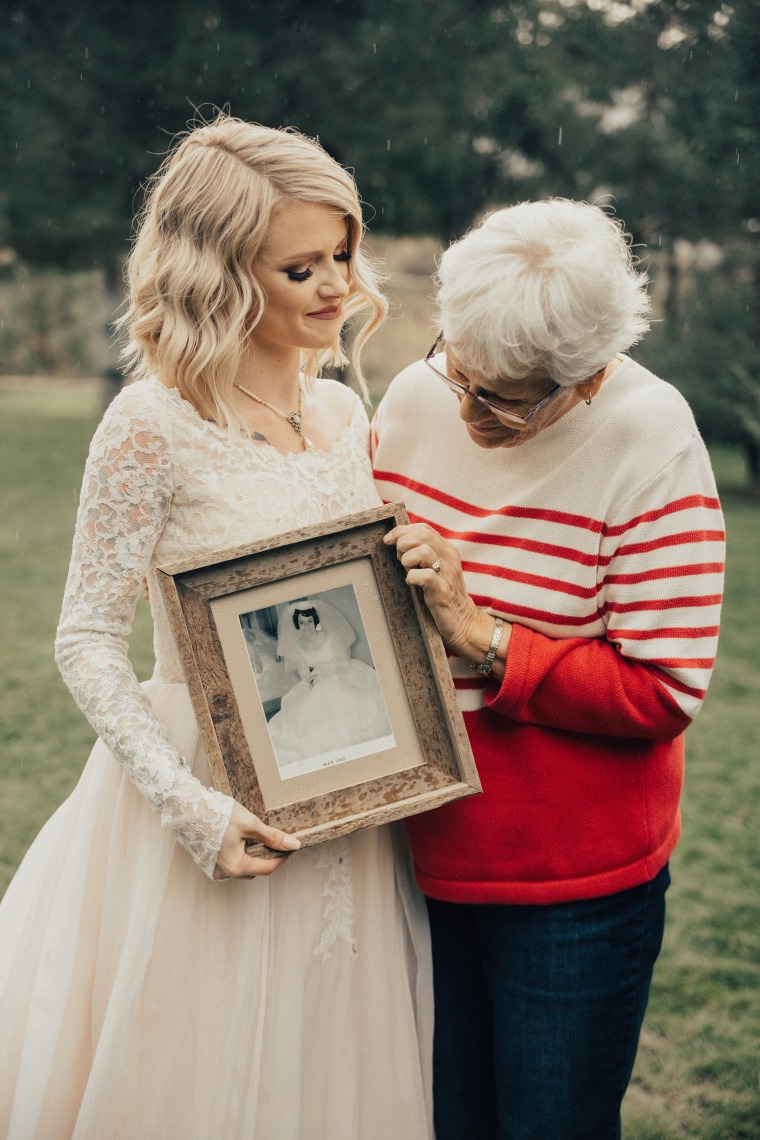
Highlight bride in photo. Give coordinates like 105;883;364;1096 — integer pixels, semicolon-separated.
268;599;394;771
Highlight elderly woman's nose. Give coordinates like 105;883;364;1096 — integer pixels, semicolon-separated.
459;391;486;421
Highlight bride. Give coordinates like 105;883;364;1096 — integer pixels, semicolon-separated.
0;115;432;1140
267;599;394;773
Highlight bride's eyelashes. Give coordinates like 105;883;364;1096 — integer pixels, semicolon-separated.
285;250;351;283
286;266;313;282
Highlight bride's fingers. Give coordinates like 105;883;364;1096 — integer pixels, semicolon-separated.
244;821;301;853
214;849;291;880
240;849;292;878
213;804;301;880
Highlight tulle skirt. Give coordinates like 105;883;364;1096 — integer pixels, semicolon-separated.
0;681;433;1140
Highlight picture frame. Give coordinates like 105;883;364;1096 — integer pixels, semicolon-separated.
156;501;481;856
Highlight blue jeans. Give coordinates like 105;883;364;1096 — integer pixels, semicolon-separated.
426;865;670;1140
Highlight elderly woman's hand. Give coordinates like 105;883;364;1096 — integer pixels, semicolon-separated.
384;523;511;672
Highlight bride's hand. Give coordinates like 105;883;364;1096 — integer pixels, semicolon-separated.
213;801;301;880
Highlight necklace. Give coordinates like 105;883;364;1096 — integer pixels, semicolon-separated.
234;380;313;451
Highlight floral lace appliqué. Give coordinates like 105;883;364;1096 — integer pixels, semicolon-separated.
311;839;358;960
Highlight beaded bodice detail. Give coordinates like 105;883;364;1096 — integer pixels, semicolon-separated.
54;378;380;878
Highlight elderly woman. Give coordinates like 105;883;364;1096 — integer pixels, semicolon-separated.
372;199;725;1139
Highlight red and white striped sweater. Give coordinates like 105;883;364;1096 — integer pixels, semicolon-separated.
372;355;725;904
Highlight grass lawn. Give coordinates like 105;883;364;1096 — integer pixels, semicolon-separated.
1;382;759;1137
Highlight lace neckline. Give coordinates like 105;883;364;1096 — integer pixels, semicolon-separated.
148;376;361;460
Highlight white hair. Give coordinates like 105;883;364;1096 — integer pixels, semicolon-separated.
437;199;651;387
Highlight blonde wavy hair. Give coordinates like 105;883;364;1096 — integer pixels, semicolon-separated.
438;198;651;387
119;114;387;428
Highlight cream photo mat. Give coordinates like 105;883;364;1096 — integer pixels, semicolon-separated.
211;556;424;810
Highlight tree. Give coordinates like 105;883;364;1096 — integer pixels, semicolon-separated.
1;0;757;483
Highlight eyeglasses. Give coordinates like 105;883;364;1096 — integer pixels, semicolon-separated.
424;332;562;425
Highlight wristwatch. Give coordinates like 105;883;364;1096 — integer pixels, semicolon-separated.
474;616;504;676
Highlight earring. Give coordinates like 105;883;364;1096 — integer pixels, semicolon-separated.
585;396;592;406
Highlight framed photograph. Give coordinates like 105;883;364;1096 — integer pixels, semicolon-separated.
156;502;481;856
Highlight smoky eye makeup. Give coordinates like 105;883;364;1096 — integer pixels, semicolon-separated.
285;267;313;282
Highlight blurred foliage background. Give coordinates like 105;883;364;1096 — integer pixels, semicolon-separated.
0;0;758;486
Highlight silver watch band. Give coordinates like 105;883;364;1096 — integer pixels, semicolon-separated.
474;616;504;676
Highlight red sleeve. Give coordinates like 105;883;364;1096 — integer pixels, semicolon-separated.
486;622;691;741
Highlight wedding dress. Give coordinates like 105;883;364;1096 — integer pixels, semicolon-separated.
0;378;433;1140
268;609;394;772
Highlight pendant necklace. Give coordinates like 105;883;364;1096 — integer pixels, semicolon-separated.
234;380;313;451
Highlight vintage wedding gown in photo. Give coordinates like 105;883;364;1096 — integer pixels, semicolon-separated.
0;378;433;1140
268;616;394;772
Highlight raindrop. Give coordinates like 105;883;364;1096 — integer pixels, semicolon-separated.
557;127;563;146
85;46;89;59
387;139;391;151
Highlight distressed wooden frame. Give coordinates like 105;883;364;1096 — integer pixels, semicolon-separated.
156;501;481;856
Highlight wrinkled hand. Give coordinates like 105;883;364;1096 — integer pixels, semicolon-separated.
384;522;511;674
384;523;481;654
213;801;301;880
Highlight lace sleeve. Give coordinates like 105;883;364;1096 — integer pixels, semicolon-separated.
54;390;234;878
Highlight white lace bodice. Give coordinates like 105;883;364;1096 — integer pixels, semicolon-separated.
55;377;381;878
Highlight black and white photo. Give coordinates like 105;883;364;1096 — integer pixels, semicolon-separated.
240;585;395;778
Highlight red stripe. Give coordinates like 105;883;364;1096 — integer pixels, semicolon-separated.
407;512;599;566
408;509;724;572
377;474;723;542
601;595;722;614
652;665;706;700
373;470;604;532
453;677;487;690
609;530;726;559
462;560;597;599
608;625;720;640
648;657;715;668
467;595;721;627
602;562;724;586
602;495;723;538
469;595;603;628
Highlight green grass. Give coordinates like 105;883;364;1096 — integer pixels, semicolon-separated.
0;382;154;885
620;486;760;1138
1;383;759;1136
